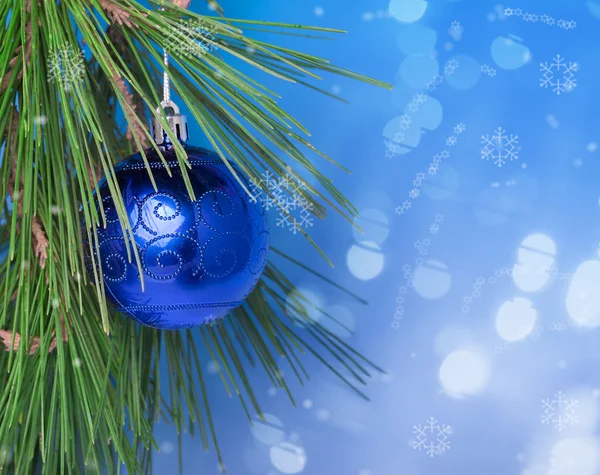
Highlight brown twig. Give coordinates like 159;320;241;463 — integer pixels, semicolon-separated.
109;65;149;150
0;312;68;355
99;0;136;28
172;0;191;8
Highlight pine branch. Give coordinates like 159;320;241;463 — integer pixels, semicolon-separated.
99;0;136;28
0;1;391;472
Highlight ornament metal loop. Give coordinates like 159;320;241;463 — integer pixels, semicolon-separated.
151;99;189;147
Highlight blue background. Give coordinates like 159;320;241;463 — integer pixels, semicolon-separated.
150;0;600;474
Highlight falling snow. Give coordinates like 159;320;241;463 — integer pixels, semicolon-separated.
540;55;578;95
541;392;579;431
166;19;218;57
411;417;452;458
47;45;86;91
480;127;519;167
251;172;314;234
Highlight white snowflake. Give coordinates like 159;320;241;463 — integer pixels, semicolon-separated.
444;59;459;76
549;322;569;332
428;163;439;175
453;123;466;135
408;188;420;199
504;7;514;16
205;314;220;327
407;100;420;113
166;18;218;57
399;115;412;130
450;20;461;31
540;55;578;95
413;172;426;187
414;238;431;256
395;200;412;215
429;223;440;235
414;93;427;105
446;136;457;147
480;127;519;167
251;172;314;234
541;391;579;431
426;75;444;91
411;417;452;458
434;214;444;223
481;64;497;77
47;45;86;91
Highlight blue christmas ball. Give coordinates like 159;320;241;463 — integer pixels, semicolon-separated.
85;145;269;329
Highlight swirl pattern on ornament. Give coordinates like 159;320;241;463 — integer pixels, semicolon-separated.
142;232;203;280
198;189;247;232
201;231;250;278
98;236;129;282
132;192;191;237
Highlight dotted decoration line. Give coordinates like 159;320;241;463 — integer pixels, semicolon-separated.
461;265;590;355
395;123;466;217
460;265;582;315
385;65;460;160
391;214;444;328
503;8;577;29
481;64;497;77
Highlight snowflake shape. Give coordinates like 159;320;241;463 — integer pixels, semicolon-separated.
413;172;426;187
411;418;452;458
166;19;218;57
205;314;220;327
541;391;579;431
540;14;553;24
461;304;470;314
549;322;569;332
428;163;439;175
414;238;431;256
402;264;413;281
426;75;444;91
408;188;420;199
391;320;401;329
440;150;450;160
481;64;497;77
399;115;412;130
429;223;440;235
453;123;466;135
414;93;427;105
407;100;420;113
47;45;86;91
252;172;314;234
514;8;523;16
395;200;412;215
504;7;514;16
480;127;519;167
446;136;457;147
450;20;461;30
434;214;444;223
444;59;459;76
557;19;567;29
540;55;578;95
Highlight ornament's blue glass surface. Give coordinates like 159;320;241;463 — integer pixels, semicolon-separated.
85;145;269;329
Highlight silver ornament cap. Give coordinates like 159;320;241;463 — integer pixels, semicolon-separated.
151;99;189;147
